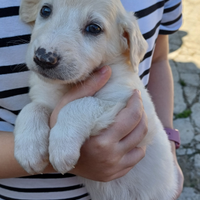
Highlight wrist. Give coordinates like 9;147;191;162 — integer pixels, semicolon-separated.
169;141;176;153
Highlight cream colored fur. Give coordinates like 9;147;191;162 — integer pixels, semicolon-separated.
14;0;178;199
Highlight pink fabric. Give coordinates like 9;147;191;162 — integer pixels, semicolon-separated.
164;128;181;149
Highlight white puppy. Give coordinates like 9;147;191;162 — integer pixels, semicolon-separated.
14;0;178;199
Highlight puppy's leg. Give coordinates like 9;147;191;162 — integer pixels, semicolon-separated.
14;102;51;174
49;97;124;174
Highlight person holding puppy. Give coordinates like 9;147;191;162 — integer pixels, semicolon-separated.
0;0;183;199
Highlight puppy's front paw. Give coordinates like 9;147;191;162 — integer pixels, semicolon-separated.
15;133;49;174
14;102;51;174
49;126;82;174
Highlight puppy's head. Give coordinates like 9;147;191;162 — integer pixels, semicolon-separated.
21;0;147;83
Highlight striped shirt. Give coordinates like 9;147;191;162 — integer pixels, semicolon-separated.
0;0;182;199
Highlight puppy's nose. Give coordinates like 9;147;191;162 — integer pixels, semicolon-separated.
34;47;59;69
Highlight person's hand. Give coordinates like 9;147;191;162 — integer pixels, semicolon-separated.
70;90;147;181
50;66;112;127
170;141;184;199
49;66;148;182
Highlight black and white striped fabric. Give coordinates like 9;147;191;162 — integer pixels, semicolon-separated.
0;0;182;199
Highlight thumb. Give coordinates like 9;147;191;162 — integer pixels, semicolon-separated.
50;66;112;127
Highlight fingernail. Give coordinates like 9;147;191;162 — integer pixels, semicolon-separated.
98;66;109;74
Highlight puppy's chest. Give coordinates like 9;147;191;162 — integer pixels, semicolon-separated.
29;69;138;111
29;75;70;110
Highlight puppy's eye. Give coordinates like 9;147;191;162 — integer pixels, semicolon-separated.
40;6;52;18
85;24;102;35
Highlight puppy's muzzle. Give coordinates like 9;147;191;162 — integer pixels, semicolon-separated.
34;47;59;70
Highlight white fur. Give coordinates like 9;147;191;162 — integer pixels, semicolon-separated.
14;0;178;199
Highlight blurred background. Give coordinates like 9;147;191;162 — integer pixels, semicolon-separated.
168;0;200;199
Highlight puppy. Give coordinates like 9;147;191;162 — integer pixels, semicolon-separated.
14;0;178;199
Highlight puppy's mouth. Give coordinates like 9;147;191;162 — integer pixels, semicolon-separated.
34;67;78;83
33;63;102;84
37;68;66;80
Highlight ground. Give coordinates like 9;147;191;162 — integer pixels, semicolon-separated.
168;0;200;199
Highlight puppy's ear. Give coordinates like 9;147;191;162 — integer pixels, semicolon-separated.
119;12;148;73
20;0;40;23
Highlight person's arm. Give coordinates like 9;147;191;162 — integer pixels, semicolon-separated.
148;35;184;198
0;131;55;178
0;67;111;179
148;35;173;128
0;66;147;180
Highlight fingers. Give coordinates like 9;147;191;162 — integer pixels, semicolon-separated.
102;147;146;182
120;146;146;170
119;111;148;153
70;91;148;181
50;71;148;182
58;66;111;107
63;66;112;103
102;90;144;142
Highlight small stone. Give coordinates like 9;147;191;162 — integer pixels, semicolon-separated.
191;103;200;128
177;148;186;156
194;154;200;169
178;187;200;200
173;118;195;145
180;73;200;87
195;135;200;142
196;144;200;150
174;82;187;114
195;127;200;134
184;86;198;105
186;149;195;155
176;62;200;74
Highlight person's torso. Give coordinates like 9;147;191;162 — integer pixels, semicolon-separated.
0;0;182;199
